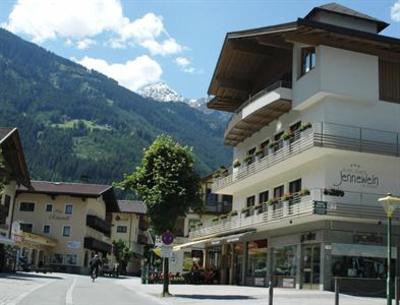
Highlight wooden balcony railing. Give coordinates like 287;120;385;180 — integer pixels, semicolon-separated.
86;215;111;237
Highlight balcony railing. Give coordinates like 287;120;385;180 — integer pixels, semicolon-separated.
213;122;400;192
84;237;111;253
86;215;111;237
189;189;390;239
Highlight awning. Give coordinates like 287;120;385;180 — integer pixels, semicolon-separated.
173;237;215;251
207;232;250;246
0;236;14;246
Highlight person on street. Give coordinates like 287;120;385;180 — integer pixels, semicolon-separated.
89;254;102;281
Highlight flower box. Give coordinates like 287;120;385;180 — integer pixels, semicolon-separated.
233;159;241;168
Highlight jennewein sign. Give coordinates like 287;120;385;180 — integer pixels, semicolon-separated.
333;163;379;188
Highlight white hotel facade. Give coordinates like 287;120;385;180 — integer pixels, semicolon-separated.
187;3;400;291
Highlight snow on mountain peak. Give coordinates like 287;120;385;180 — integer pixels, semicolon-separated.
138;82;184;103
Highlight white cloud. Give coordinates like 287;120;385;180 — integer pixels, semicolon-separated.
77;38;96;50
392;1;400;21
4;0;184;55
175;57;191;67
4;0;124;43
77;55;162;92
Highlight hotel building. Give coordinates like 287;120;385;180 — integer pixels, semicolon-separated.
111;200;152;275
13;181;118;273
188;3;400;291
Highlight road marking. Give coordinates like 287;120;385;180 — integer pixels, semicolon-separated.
8;280;54;305
66;278;77;305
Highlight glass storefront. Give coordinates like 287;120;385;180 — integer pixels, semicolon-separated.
273;245;297;288
247;239;268;286
332;255;388;279
233;243;244;285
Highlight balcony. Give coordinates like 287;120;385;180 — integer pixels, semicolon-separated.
213;122;400;193
86;215;111;237
84;237;111;253
224;81;292;146
189;189;389;239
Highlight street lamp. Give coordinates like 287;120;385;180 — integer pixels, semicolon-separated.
378;193;400;305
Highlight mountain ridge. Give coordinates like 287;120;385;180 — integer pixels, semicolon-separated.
0;28;231;184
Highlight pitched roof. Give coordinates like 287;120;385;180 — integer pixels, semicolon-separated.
18;180;111;196
0;128;31;187
117;200;147;214
306;2;389;32
17;180;119;212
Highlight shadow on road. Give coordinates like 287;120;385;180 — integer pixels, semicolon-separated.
173;294;255;300
0;272;64;281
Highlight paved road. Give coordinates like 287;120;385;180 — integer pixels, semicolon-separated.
0;272;163;305
0;272;388;305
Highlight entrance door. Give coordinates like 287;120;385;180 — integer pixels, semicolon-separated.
302;244;320;289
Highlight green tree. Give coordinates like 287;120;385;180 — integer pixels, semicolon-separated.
119;134;202;295
119;134;202;234
112;239;133;274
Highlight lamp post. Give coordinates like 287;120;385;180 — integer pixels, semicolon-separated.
379;193;400;305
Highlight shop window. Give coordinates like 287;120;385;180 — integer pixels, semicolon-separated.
247;196;255;207
20;202;35;212
63;226;71;237
247;240;268;286
332;255;388;278
273;185;284;199
66;254;78;265
301;47;316;76
45;204;53;212
117;225;127;233
20;223;33;233
289;179;302;194
65;204;73;215
273;245;297;277
43;225;50;234
259;191;269;204
52;254;64;264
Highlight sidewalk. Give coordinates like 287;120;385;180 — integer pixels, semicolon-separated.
0;272;61;305
118;277;386;305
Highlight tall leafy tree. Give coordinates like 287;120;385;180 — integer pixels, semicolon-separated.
118;134;202;296
119;134;202;234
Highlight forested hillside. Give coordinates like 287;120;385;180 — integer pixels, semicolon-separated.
0;28;231;184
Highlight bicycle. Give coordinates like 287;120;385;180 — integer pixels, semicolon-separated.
90;268;97;282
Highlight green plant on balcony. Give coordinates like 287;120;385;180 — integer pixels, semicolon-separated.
282;131;294;141
219;166;228;176
233;159;241;168
212;217;219;223
300;122;312;132
220;214;228;220
197;222;203;227
244;155;253;164
299;188;311;196
255;149;264;158
268;142;278;149
241;206;250;213
255;203;265;214
267;198;279;205
230;210;238;217
213;172;220;179
282;193;293;201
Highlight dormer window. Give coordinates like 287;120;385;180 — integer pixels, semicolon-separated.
301;47;316;76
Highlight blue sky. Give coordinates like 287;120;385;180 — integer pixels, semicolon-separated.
0;0;399;98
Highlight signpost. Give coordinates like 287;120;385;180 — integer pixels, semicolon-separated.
161;231;174;297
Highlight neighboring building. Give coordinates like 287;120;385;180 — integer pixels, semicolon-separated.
111;200;152;275
0;128;31;272
189;3;400;291
13;181;119;273
171;174;233;274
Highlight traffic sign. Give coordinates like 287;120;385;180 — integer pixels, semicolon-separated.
162;231;174;245
160;245;173;258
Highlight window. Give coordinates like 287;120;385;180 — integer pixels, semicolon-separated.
4;195;10;216
247;240;268;284
246;195;255;207
43;225;50;234
260;140;270;156
66;254;77;265
116;225;127;233
259;191;269;204
45;204;53;212
246;147;256;164
62;226;71;237
301;47;316;76
20;223;33;233
65;204;73;215
289;179;302;194
20;202;35;212
222;195;232;204
274;185;284;199
52;254;64;264
274;132;284;142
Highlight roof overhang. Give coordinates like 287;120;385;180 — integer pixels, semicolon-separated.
208;18;400;113
0;128;31;188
